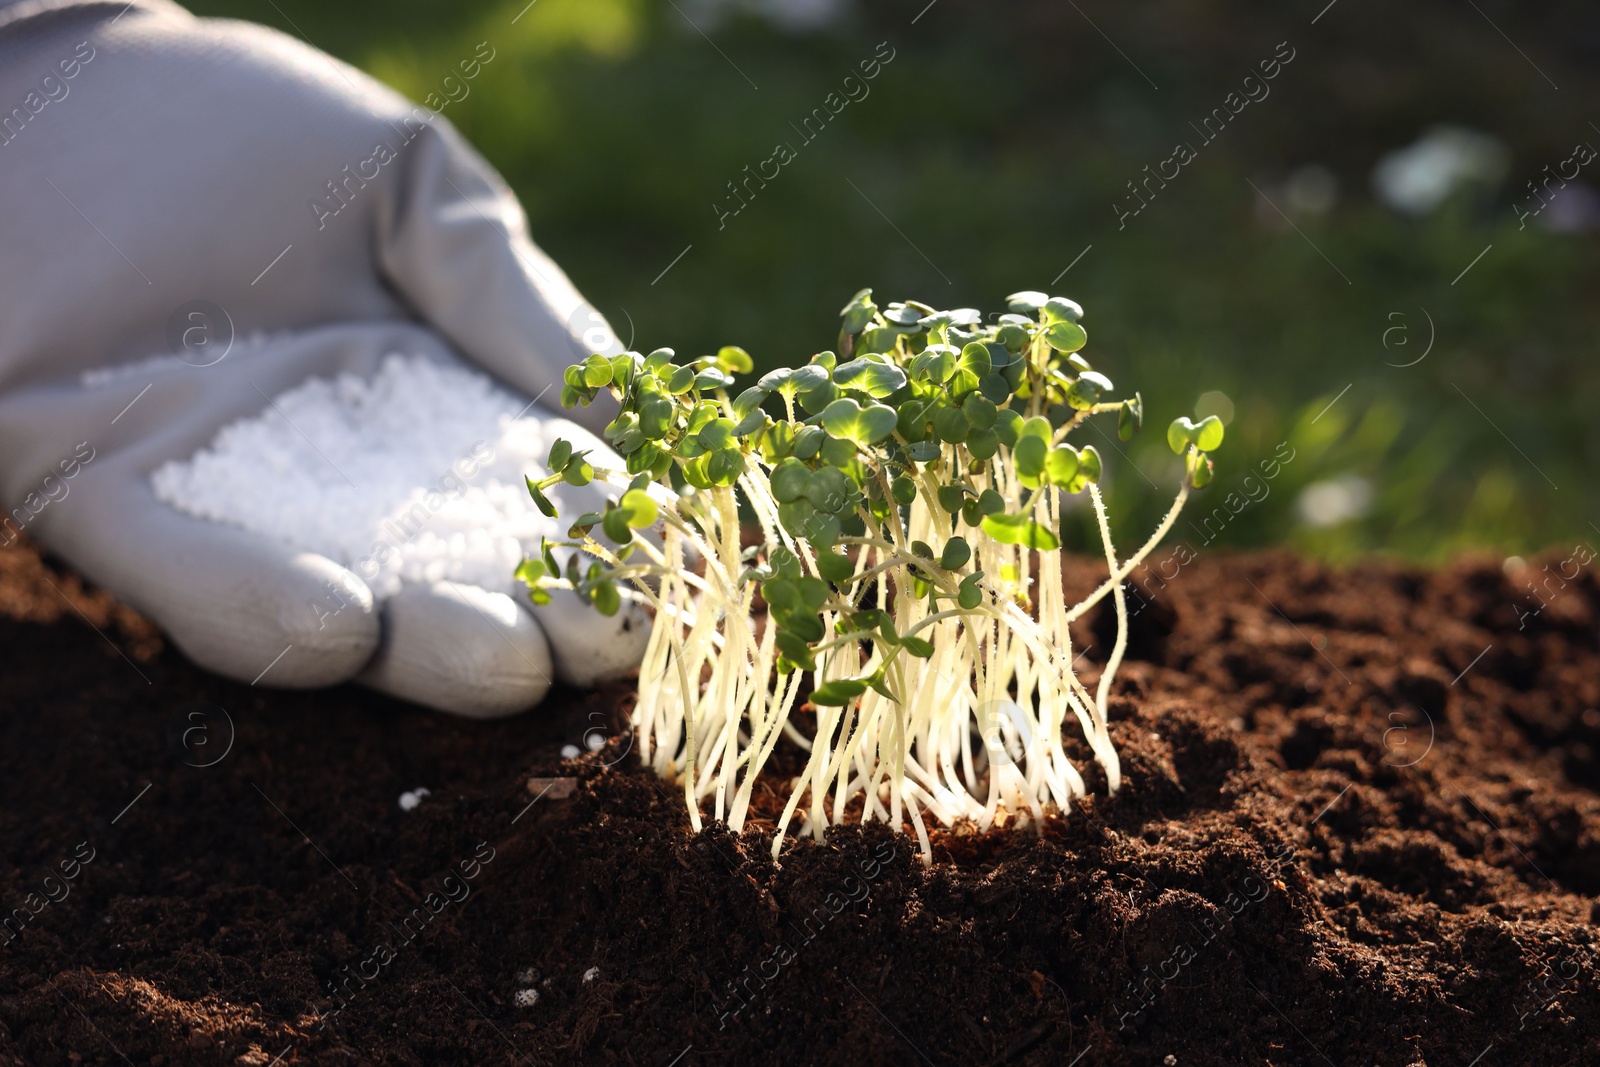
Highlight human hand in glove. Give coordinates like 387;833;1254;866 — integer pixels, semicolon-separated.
0;0;647;717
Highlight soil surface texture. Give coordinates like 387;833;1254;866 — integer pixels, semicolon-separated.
1;536;1598;1066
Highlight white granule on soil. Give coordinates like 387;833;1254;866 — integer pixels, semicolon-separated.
514;988;540;1008
151;354;568;600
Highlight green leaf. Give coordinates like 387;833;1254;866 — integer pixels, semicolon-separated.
882;303;923;326
513;559;546;586
716;345;754;374
1195;414;1225;452
978;488;1005;515
961;393;998;431
792;424;827;460
768;458;810;504
1014;435;1047;480
733;387;769;419
896;397;934;442
892;476;918;506
1078;445;1103;483
562;458;594;486
789;362;830;395
815;549;854;583
639;395;674;440
940;537;971;570
618;488;658;528
957;571;984;610
1168;416;1196;454
762;420;797;461
591;578;621;616
900;635;935;658
833;358;907;398
936;484;966;514
1020;415;1053;442
847;608;891;633
685;404;719;440
1065;373;1106;410
1081;370;1114;394
802;512;842;546
643;347;675;372
932;405;970;443
569;511;602;537
958;341;992;380
758;367;794;391
601;508;633;544
910;345;957;384
774;629;817;670
788;610;826;643
806;467;854;514
966;427;1000;460
979;372;1011;405
548;439;573;473
994;409;1023;448
1043;319;1087;354
1005;290;1049;314
795;576;831;612
810;678;868;706
1045;445;1080;485
525;476;557;518
582;354;614;388
779;499;814;539
732;408;767;437
694;367;734;391
680;453;714;489
695;417;735;451
1118;393;1143;441
610;354;637;390
982;512;1061;550
995;323;1029;351
761;577;798;613
1042;296;1084;324
839;288;877;335
819;434;858;469
707;447;745;486
820;397;897;446
665;365;697;394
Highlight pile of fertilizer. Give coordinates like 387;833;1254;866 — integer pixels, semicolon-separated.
151;354;572;599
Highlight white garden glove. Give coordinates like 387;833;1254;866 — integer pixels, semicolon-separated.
0;0;647;717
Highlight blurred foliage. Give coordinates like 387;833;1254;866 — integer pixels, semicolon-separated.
188;0;1600;561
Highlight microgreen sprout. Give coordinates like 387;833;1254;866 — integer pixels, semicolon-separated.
518;289;1221;863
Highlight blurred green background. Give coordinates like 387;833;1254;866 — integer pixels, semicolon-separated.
190;0;1598;561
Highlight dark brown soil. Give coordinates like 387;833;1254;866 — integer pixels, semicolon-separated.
2;535;1598;1066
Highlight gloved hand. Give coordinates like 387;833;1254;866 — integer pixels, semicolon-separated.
0;0;648;717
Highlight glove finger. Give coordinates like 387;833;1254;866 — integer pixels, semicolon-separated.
359;580;553;719
31;460;379;688
516;580;649;689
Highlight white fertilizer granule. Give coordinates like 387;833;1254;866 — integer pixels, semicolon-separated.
151;353;578;600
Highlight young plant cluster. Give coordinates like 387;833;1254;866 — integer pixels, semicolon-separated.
519;289;1221;862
